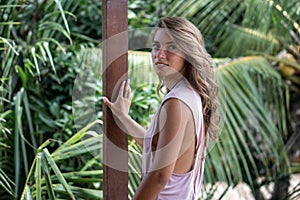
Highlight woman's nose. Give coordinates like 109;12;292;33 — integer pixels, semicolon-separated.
157;48;166;59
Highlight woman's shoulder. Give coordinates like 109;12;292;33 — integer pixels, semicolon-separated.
166;79;201;103
161;79;203;119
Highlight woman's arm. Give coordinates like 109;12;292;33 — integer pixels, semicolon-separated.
115;114;146;147
133;98;190;199
103;80;146;147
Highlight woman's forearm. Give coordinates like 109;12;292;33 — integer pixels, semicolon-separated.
117;115;146;147
133;170;170;200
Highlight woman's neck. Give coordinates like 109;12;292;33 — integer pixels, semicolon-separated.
165;74;183;91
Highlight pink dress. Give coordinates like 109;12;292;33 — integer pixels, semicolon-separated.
142;79;208;200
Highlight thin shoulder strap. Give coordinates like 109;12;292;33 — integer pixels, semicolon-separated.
193;130;206;185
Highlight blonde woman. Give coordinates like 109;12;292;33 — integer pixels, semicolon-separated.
103;17;218;200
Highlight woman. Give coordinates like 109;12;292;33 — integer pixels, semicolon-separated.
103;17;218;200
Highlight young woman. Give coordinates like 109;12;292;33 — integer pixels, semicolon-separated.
103;17;218;200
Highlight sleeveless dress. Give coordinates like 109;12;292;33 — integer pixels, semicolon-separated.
142;79;208;200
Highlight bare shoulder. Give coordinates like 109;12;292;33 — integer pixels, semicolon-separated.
160;98;192;120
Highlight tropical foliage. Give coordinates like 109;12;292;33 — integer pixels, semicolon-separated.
0;0;102;199
1;0;300;200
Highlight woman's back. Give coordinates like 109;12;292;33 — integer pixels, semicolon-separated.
142;79;207;200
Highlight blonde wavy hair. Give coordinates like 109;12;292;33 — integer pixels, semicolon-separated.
155;17;219;140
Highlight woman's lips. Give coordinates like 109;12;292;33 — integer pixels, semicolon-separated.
155;62;169;69
155;61;168;65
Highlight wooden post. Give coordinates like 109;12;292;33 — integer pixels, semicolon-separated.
102;0;128;200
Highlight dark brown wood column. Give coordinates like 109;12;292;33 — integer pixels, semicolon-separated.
102;0;128;199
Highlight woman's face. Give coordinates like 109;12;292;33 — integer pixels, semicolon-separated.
151;29;186;78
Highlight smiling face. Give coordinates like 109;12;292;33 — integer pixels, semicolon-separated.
151;29;186;78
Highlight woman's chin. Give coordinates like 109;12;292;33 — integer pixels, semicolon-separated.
155;69;169;77
155;68;180;78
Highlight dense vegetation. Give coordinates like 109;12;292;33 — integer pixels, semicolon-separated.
1;0;299;199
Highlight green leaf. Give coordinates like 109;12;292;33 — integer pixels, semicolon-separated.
0;37;19;56
54;0;71;35
14;90;22;195
35;154;42;200
0;168;16;197
39;21;72;44
31;47;41;79
53;184;102;199
52;135;101;161
23;91;37;150
0;22;21;25
42;42;60;83
15;65;27;88
41;152;56;200
55;119;102;149
41;38;66;54
42;149;75;200
24;185;33;200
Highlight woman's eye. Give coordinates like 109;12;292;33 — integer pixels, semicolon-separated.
152;44;160;49
168;45;177;51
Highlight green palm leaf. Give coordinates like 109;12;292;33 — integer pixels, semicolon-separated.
166;0;300;57
20;120;103;200
206;56;290;189
0;168;16;197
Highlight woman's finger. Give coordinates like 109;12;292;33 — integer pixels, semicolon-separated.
125;80;131;98
102;97;112;108
118;81;126;98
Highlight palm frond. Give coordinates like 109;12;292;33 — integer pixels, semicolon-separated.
203;56;289;191
0;168;16;198
166;0;300;57
20;120;103;200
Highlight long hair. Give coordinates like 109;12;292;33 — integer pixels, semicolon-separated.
156;17;219;140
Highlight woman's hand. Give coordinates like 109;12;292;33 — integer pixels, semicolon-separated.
103;80;145;147
103;80;132;119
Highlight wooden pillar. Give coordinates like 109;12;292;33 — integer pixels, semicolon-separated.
102;0;128;200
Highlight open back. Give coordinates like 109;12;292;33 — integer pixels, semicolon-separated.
142;79;208;200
